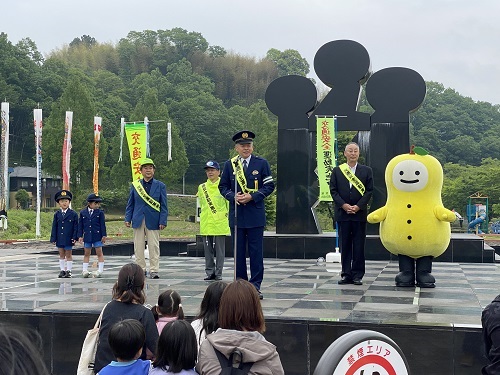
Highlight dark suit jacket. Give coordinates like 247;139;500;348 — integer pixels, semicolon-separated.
219;155;275;228
77;208;107;243
50;209;79;247
329;163;373;222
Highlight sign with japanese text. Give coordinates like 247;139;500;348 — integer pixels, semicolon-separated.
332;339;409;375
317;116;336;201
125;122;147;180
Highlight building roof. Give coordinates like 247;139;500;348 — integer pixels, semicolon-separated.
9;166;60;179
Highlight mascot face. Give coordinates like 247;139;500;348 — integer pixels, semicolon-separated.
392;160;429;192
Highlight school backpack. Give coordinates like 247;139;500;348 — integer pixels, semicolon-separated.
214;347;254;375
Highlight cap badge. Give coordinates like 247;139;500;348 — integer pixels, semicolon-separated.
242;132;248;139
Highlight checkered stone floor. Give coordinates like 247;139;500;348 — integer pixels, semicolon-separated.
0;247;495;327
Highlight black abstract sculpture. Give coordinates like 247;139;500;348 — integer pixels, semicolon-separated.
265;40;426;234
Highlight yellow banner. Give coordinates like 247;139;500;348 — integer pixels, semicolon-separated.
125;123;147;181
317;117;336;202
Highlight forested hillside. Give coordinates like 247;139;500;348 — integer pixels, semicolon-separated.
0;29;498;217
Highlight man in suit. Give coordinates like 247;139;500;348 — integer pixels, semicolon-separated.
330;142;373;285
219;130;275;299
125;158;168;279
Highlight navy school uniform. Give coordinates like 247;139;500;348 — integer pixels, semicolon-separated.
50;209;79;248
77;207;107;244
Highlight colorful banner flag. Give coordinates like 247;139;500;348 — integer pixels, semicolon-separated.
145;117;150;157
62;111;73;191
317;116;336;202
125;122;148;180
0;102;9;212
167;122;172;161
33;108;43;237
93;116;102;194
118;117;125;162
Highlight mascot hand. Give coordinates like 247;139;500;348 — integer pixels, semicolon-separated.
434;206;456;222
367;207;387;224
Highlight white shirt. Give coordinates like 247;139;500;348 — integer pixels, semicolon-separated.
348;163;357;188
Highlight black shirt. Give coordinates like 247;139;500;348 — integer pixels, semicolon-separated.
142;178;153;195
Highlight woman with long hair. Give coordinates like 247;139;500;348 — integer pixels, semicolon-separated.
190;280;228;350
93;263;159;373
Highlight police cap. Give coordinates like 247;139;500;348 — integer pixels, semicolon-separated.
232;130;255;144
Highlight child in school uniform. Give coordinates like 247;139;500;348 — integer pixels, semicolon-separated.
78;193;107;278
50;190;78;278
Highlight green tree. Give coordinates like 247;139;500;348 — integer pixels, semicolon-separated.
15;189;30;209
69;35;97;48
43;76;98;194
265;48;310;77
111;88;188;189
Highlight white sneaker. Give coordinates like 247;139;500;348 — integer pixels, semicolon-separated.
93;271;102;278
82;270;90;278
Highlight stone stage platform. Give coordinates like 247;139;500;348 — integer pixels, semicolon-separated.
0;244;495;374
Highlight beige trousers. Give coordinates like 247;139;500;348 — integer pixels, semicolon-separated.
133;219;160;273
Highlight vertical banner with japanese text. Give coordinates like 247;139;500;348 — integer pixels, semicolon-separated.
33;109;43;237
93;116;102;194
62;111;73;191
0;102;9;211
125;123;147;180
317;116;336;202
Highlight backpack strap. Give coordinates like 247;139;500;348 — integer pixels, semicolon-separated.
213;347;254;375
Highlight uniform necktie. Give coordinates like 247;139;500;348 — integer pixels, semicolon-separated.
62;211;65;218
243;159;248;172
89;209;93;216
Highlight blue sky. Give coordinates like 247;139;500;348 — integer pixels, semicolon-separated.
5;0;500;105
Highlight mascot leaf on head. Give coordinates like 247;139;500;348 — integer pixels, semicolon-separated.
367;146;455;288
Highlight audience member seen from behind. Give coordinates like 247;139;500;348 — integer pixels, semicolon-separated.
93;263;159;373
97;319;150;375
196;279;284;375
191;280;228;350
482;294;500;374
0;324;50;375
152;289;184;335
150;320;198;375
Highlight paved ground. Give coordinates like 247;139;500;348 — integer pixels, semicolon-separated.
0;240;497;326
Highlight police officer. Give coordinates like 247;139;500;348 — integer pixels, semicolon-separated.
219;130;275;299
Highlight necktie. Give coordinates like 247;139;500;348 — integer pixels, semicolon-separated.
243;159;248;172
89;209;93;216
62;211;65;218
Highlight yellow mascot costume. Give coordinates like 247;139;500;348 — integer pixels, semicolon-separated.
367;146;455;288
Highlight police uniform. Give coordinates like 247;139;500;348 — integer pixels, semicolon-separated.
77;194;107;246
219;131;275;295
50;190;79;248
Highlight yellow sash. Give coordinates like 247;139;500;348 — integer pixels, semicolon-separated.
339;163;365;195
132;180;160;212
231;156;257;194
201;183;217;215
